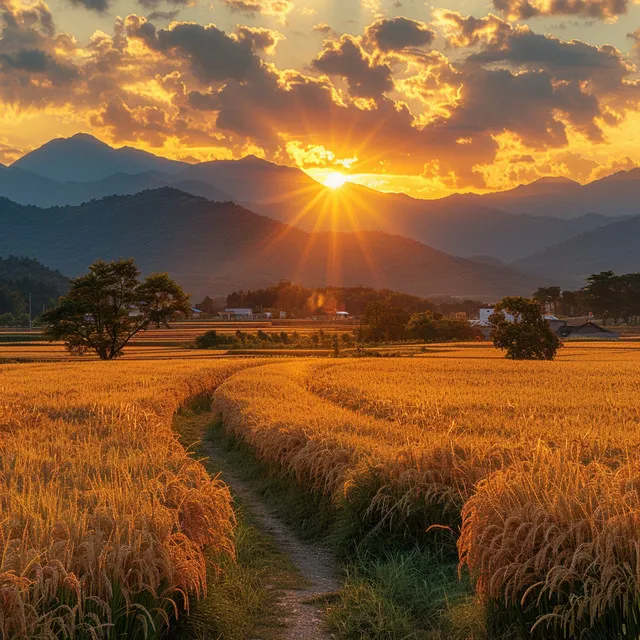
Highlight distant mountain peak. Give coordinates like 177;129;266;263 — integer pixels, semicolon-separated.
530;176;580;186
236;154;278;167
12;133;187;183
43;133;112;150
68;132;107;144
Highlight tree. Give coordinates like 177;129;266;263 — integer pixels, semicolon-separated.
407;311;477;343
582;271;623;325
41;259;191;360
196;295;217;316
532;286;562;315
359;301;410;343
490;297;561;361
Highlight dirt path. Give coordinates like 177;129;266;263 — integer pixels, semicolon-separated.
202;435;341;640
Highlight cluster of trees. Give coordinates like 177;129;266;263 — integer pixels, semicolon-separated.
581;272;640;325
224;281;440;317
196;329;354;351
534;271;640;324
0;312;32;327
0;256;68;321
358;302;478;343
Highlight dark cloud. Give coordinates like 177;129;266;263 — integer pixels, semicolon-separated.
235;25;282;53
126;17;262;83
146;9;180;20
447;67;603;145
67;0;108;12
493;0;628;21
0;46;77;82
0;0;79;104
1;3;639;191
365;16;434;52
220;0;293;19
138;0;191;10
469;30;632;99
437;11;632;94
434;11;513;48
90;97;171;146
312;34;393;98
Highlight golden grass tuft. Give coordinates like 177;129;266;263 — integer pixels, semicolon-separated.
0;359;255;638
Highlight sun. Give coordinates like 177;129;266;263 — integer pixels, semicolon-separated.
324;172;349;189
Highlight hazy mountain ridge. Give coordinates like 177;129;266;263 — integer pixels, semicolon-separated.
13;133;188;182
445;172;640;219
516;215;640;285
0;189;539;299
4;134;631;263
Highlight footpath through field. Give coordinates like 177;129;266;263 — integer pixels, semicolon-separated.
200;421;340;640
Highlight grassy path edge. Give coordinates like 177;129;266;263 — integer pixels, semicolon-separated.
172;398;340;640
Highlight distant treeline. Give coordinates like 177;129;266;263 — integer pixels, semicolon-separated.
195;329;354;350
198;281;489;318
0;256;69;324
535;271;640;325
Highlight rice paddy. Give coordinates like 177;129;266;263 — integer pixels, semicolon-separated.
3;342;640;638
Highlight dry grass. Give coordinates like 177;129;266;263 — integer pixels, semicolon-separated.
0;358;256;639
458;449;640;638
212;343;640;635
6;341;640;637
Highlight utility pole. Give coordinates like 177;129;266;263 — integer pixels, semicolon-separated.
29;293;32;331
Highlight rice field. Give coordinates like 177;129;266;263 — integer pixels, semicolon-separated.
212;343;640;638
0;357;257;639
4;341;640;638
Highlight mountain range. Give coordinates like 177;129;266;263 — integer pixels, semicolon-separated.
3;133;640;292
3;134;635;264
0;189;540;299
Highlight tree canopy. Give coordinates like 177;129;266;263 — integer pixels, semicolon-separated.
225;281;438;317
41;259;190;359
491;296;561;361
407;311;478;343
358;301;410;342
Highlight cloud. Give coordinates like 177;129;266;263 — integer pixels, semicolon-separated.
1;4;640;192
365;17;435;52
313;22;335;35
312;34;394;98
125;16;263;83
235;25;283;54
435;11;634;95
146;9;180;20
0;0;79;105
220;0;293;22
433;10;513;48
66;0;109;13
138;0;192;10
492;0;628;21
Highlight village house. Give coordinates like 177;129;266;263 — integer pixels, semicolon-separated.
472;309;620;341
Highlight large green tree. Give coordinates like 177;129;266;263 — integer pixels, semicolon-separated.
490;297;561;361
42;259;191;360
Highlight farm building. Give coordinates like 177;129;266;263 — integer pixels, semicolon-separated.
221;308;254;320
558;322;620;340
471;311;619;341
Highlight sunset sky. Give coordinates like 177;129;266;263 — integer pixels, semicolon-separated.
2;0;640;197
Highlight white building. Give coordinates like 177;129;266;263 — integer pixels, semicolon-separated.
222;308;254;320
